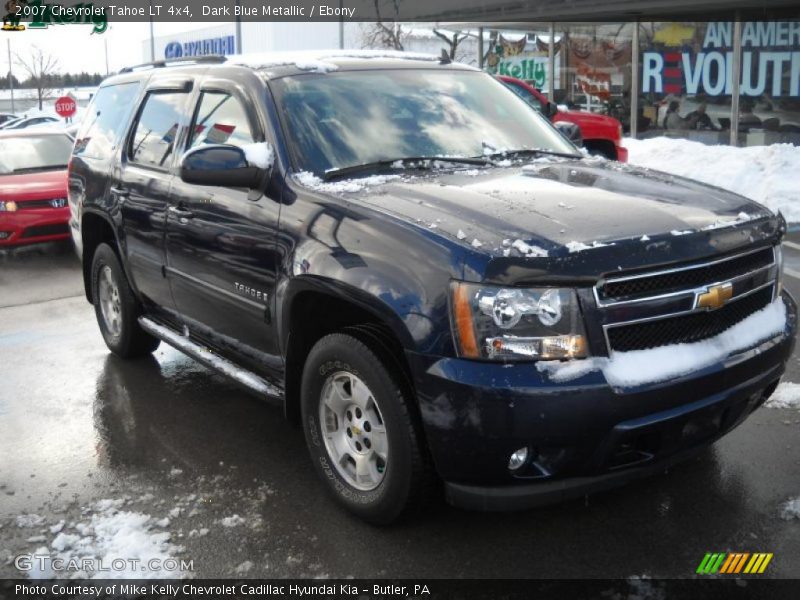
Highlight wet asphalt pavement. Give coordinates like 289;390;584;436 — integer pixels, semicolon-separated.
0;238;799;580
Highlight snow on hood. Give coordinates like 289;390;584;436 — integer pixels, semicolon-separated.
537;298;787;388
310;158;773;258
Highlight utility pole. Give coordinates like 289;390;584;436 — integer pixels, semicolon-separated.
148;1;155;61
104;37;109;75
6;39;14;114
235;0;243;54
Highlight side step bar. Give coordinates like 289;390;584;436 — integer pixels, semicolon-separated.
138;317;283;401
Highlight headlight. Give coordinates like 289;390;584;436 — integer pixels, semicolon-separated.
451;282;588;361
0;200;18;212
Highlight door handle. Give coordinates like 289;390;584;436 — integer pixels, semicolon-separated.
168;205;194;221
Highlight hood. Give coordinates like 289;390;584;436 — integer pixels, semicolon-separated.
339;158;778;275
559;109;619;128
0;170;68;200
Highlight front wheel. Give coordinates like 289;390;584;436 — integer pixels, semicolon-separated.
90;243;160;358
301;333;435;524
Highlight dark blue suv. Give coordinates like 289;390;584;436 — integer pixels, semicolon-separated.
69;52;796;523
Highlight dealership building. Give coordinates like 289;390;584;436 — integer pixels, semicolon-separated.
142;1;799;147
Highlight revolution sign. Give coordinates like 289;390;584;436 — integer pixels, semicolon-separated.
642;21;800;97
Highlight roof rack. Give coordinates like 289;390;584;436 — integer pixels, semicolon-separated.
118;55;227;74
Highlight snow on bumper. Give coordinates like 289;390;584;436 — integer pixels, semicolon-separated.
537;296;788;388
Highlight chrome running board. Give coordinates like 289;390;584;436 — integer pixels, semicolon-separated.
138;316;283;401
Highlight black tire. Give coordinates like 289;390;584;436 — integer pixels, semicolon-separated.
90;243;160;358
301;332;435;524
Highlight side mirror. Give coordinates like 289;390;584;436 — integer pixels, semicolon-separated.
545;101;559;120
553;121;583;147
179;143;273;188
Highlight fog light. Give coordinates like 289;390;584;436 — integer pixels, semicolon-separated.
508;447;529;471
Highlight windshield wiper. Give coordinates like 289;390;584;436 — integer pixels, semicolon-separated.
486;149;581;161
322;156;488;181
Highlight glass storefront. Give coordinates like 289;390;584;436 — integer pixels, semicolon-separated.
480;20;800;146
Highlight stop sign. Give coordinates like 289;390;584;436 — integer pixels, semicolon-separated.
54;96;76;118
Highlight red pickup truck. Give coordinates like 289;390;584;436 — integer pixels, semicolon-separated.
499;76;628;163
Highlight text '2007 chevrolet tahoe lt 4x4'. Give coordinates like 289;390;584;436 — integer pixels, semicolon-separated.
68;51;796;524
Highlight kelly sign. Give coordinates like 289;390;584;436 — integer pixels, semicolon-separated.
643;21;800;97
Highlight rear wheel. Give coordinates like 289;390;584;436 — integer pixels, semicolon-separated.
301;332;435;524
90;243;160;358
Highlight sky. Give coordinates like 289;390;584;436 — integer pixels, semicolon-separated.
3;22;227;76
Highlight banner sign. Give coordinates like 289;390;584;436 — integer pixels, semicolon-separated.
642;21;800;97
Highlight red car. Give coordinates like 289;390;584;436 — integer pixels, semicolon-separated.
0;130;72;247
499;76;628;162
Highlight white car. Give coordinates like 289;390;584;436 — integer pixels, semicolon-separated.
0;116;63;130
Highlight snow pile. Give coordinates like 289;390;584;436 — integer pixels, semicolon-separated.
624;137;800;223
294;171;400;193
781;497;800;520
24;499;185;579
566;240;613;253
538;298;787;387
504;238;549;257
765;382;800;408
242;142;275;170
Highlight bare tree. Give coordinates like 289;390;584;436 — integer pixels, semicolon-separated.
15;46;60;111
433;28;469;60
360;0;407;50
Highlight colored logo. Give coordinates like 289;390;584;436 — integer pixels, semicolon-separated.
165;41;183;59
2;0;27;31
697;282;734;311
696;552;773;575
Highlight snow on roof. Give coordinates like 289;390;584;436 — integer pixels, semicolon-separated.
230;49;471;74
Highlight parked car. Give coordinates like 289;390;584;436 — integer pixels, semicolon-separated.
0;113;18;126
499;75;628;162
70;52;794;523
0;115;62;130
0;130;72;247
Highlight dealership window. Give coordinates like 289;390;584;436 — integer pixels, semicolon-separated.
189;92;255;149
556;23;634;132
129;91;190;168
636;20;800;146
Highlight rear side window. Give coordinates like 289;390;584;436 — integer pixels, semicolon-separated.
129;91;190;169
188;91;255;149
73;82;139;159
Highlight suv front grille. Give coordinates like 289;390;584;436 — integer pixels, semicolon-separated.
600;247;774;302
606;286;774;352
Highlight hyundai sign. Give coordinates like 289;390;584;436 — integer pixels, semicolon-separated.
164;36;236;59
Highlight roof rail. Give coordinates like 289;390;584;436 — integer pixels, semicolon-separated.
118;55;227;74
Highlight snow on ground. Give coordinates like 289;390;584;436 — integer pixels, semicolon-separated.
25;500;184;579
765;382;800;409
624;137;800;223
538;298;786;387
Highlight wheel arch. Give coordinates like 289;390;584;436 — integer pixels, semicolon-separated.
279;277;418;426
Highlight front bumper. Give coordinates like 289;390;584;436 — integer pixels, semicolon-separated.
407;293;796;511
0;207;70;247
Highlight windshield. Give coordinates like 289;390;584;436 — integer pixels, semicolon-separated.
271;69;579;176
0;135;72;175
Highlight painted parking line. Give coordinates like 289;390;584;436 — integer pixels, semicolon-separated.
782;240;800;252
